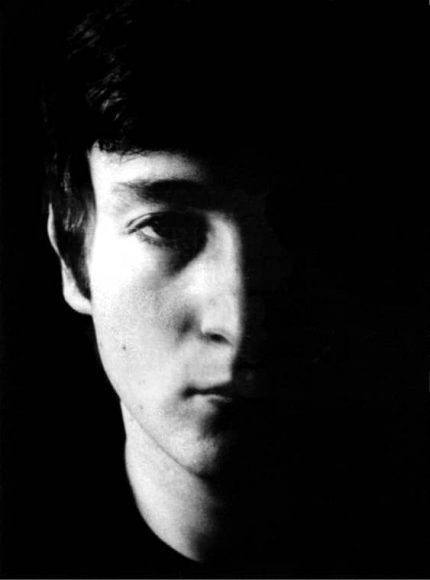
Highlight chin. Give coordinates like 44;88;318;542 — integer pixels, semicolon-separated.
172;430;238;478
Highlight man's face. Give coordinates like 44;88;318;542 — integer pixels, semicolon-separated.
63;146;288;476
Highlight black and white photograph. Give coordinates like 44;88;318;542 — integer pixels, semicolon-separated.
0;2;428;578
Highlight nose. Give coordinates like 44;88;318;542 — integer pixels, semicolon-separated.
186;206;292;369
184;208;292;398
193;218;244;350
192;212;288;344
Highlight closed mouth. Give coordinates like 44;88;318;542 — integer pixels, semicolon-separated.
188;385;237;400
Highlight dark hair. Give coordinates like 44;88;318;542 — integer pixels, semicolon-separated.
42;0;251;298
42;0;310;297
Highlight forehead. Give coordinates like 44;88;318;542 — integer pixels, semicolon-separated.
87;146;270;216
88;147;209;195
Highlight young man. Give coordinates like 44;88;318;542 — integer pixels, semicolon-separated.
42;1;309;576
2;1;427;577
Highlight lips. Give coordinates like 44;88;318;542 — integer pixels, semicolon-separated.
185;356;269;401
188;365;268;401
188;384;238;400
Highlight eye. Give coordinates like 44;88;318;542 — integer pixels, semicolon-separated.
131;211;207;252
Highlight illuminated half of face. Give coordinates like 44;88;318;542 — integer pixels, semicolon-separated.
54;146;281;477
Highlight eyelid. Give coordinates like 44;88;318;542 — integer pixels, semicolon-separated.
127;211;165;233
126;210;209;254
126;209;195;233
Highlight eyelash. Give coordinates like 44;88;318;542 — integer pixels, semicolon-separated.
128;211;208;252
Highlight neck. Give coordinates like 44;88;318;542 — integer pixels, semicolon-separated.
121;404;241;562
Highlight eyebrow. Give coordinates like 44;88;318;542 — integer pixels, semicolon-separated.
113;178;216;210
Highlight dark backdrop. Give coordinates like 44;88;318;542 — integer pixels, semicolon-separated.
1;2;428;578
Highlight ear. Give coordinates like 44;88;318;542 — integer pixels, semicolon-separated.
47;206;92;316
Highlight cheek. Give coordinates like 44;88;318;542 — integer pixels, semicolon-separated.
93;289;190;355
87;231;197;381
91;290;192;411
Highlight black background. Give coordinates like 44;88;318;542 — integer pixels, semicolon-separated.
1;2;428;578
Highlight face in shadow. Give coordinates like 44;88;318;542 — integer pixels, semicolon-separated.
57;145;294;481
